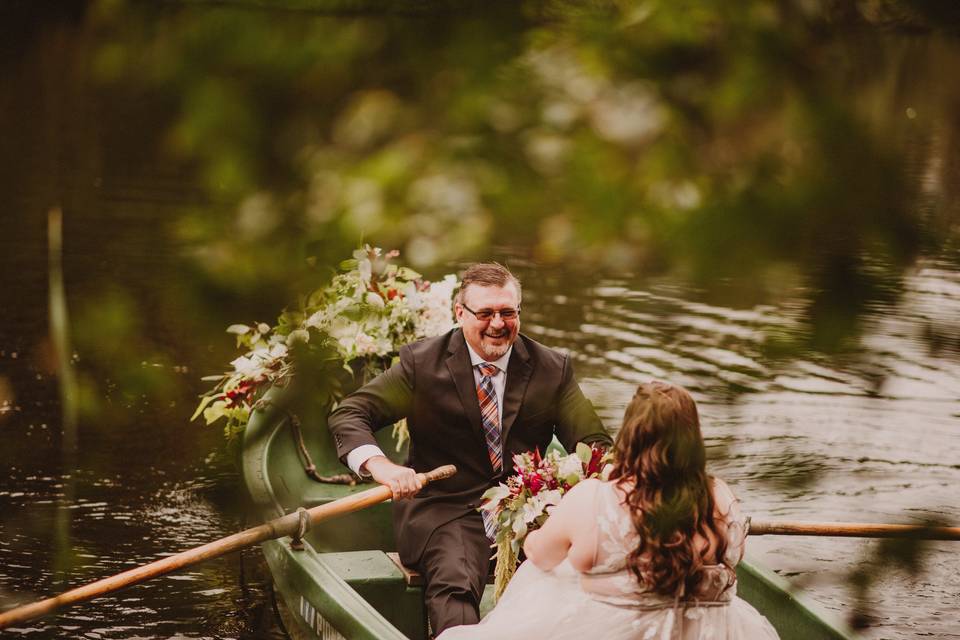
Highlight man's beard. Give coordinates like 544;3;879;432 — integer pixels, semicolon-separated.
481;330;513;359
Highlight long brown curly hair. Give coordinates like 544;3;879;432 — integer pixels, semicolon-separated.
608;381;729;598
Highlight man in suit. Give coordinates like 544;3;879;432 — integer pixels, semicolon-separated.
328;262;611;634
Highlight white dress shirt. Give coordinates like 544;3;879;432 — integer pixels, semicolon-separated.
345;340;513;476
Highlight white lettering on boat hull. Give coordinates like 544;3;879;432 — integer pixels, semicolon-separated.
299;595;347;640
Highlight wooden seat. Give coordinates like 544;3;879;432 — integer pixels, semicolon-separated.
386;552;495;587
386;552;424;586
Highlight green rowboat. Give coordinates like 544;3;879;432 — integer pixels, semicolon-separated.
242;393;858;640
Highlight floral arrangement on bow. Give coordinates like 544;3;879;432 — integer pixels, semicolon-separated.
481;442;613;598
192;246;459;446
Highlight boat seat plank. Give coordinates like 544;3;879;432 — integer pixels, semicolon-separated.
321;550;407;584
386;552;423;586
386;552;495;587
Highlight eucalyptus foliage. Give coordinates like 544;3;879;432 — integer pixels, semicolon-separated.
193;246;459;445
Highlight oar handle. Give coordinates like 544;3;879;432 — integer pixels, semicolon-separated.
0;464;458;630
420;464;457;484
748;519;960;540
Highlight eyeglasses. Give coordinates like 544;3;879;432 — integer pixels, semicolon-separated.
461;303;520;322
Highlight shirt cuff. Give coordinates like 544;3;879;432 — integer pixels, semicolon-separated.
346;444;387;478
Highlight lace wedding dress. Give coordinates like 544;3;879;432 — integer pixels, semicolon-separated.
438;479;779;640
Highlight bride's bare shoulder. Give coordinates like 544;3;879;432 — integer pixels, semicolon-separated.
564;477;604;503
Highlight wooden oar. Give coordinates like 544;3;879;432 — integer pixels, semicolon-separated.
0;464;457;630
749;519;960;540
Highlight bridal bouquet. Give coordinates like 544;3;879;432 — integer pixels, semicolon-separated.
193;246;459;447
481;443;612;598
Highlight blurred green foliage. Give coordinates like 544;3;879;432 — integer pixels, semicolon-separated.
68;0;959;348
0;5;957;633
2;0;959;426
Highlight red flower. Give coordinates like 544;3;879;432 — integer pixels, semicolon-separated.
387;288;400;300
225;379;256;408
584;444;607;477
527;472;544;495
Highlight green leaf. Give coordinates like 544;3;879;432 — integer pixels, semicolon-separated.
306;289;327;309
397;267;422;281
191;394;219;421
286;329;310;346
482;485;511;504
339;303;365;321
203;400;228;425
576;441;592;464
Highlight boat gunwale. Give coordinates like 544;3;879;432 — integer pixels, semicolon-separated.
245;396;411;640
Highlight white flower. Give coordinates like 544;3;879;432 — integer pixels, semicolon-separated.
411;275;457;338
354;332;379;357
230;355;258;377
520;500;543;525
429;274;458;303
305;310;326;329
357;257;372;284
415;306;454;339
557;453;585;480
536;489;564;512
230;343;283;379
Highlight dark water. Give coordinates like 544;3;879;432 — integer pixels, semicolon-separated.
2;253;958;639
2;2;960;639
523;267;960;639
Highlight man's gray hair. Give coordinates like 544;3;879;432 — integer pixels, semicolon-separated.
456;262;522;304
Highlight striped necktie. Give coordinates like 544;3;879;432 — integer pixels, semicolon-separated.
476;362;502;540
476;363;502;472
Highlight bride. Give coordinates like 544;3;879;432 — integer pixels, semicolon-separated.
438;381;780;640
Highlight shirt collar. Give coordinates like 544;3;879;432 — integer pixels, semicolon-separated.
465;340;512;373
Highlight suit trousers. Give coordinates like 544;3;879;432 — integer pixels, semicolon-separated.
417;511;491;636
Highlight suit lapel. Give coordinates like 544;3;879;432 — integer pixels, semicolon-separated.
500;336;533;444
446;330;486;441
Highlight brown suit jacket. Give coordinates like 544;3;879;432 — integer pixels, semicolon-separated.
328;328;611;563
